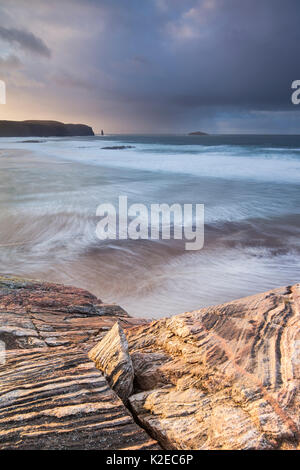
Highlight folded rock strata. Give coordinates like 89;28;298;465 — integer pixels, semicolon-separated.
89;322;134;402
0;276;134;349
125;284;300;450
0;347;159;450
1;275;299;450
0;276;159;450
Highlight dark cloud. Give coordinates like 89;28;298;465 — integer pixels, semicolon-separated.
0;54;21;69
74;0;300;114
0;26;51;57
1;0;300;132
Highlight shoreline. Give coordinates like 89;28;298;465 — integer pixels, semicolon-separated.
0;137;299;318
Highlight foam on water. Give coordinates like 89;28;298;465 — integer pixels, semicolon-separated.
0;134;299;317
2;135;300;184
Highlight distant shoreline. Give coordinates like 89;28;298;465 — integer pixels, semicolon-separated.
0;120;94;137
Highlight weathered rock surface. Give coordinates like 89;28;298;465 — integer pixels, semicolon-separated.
1;275;299;450
0;276;158;450
0;347;159;450
0;120;94;137
0;276;137;350
126;284;300;450
89;322;134;403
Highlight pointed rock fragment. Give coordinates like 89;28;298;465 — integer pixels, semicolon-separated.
89;322;134;402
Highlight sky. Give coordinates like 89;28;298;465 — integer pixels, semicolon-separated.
0;0;300;134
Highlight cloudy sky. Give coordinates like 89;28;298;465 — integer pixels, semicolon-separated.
0;0;299;133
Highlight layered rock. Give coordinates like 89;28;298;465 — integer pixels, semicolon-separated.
0;276;136;350
0;276;158;450
1;275;299;450
89;322;134;403
0;347;159;450
125;285;300;450
0;120;94;137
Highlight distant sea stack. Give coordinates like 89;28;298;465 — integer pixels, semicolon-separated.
188;131;209;136
0;120;94;137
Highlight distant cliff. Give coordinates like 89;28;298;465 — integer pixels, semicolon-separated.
0;120;94;137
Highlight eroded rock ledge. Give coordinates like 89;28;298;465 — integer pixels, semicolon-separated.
95;284;300;450
0;276;158;450
1;276;299;450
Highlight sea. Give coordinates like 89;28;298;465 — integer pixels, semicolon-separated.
0;134;299;318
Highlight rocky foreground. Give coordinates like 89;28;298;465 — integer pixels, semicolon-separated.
0;276;158;450
0;276;299;450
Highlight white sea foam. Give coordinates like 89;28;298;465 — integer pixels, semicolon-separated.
1;136;300;184
0;135;299;317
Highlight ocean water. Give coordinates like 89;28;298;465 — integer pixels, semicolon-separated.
0;134;299;318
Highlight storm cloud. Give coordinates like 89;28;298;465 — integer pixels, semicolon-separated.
0;26;51;57
0;0;299;132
